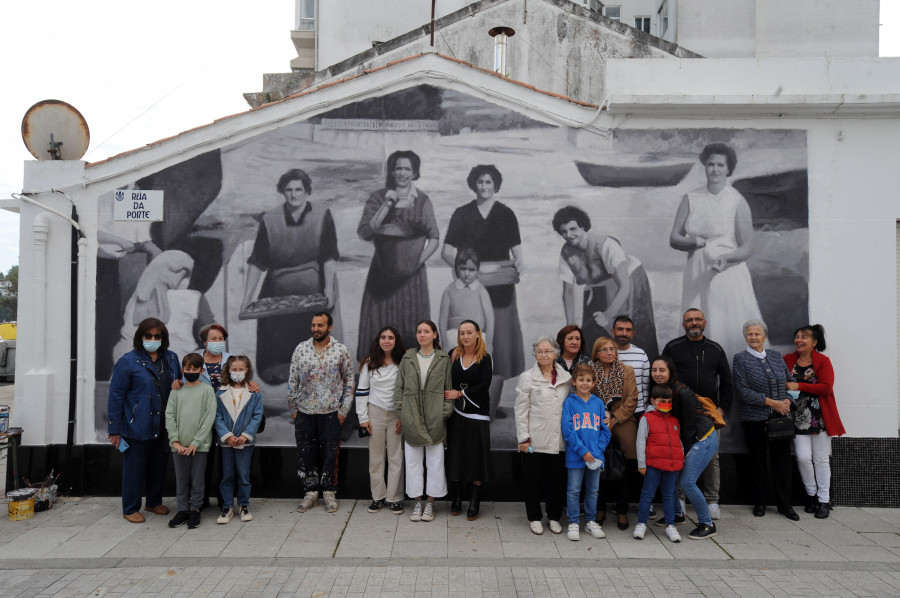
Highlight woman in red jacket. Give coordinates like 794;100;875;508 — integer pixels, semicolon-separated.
784;324;845;519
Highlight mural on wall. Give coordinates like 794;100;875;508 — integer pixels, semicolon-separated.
94;84;808;452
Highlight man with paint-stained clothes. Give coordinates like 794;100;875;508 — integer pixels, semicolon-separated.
289;312;354;514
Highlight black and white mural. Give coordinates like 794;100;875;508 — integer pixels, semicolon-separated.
94;84;808;452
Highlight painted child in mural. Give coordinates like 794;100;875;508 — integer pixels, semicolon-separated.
241;168;340;385
669;143;762;360
356;150;440;360
438;248;494;354
552;206;659;358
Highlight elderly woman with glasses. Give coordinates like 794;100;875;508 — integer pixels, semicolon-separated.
514;336;573;535
108;317;182;523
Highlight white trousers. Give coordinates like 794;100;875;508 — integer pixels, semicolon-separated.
404;442;447;499
793;433;832;503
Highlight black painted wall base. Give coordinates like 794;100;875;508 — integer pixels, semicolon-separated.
5;437;890;507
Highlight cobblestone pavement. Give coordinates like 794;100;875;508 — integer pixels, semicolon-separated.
1;497;900;596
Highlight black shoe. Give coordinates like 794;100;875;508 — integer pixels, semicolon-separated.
596;511;606;526
450;482;462;516
655;512;686;526
188;510;201;529
752;505;766;517
617;512;629;531
168;511;189;528
467;485;482;521
815;502;831;519
688;523;717;540
367;499;385;513
778;507;800;521
804;495;818;514
389;501;404;515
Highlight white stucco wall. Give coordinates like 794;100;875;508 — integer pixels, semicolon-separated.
10;53;900;445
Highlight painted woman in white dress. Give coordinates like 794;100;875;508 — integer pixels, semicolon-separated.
670;143;762;359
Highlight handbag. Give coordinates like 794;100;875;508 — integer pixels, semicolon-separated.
600;440;626;481
766;415;794;440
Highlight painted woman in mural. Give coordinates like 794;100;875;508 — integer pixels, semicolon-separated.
553;206;658;358
670;143;762;359
442;165;525;412
356;150;440;359
113;250;198;362
241;168;340;384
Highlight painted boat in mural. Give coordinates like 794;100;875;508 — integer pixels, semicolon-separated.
574;158;695;187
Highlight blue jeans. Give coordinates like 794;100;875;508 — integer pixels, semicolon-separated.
121;436;167;515
638;466;678;524
566;466;601;523
680;431;718;525
220;445;254;507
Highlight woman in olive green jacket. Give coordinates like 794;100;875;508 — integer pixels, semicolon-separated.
394;320;454;522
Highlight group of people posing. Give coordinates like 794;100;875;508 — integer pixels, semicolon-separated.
107;305;843;544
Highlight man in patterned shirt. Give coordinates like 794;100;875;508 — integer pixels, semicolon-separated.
289;312;354;513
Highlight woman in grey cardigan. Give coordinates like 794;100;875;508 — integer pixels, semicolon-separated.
514;336;573;535
733;319;797;520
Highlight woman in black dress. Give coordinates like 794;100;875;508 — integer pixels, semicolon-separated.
442;165;524;415
445;320;493;520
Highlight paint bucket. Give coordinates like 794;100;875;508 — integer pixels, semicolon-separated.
32;484;57;512
7;488;36;521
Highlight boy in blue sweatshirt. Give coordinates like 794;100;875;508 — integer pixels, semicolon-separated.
562;363;612;541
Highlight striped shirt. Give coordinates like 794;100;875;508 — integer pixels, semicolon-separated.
617;344;650;413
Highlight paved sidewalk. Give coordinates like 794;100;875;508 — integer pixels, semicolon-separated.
1;497;900;596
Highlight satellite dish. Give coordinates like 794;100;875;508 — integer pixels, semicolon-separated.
21;99;90;161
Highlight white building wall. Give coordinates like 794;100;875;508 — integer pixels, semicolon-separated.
674;0;756;58
10;54;900;444
755;0;879;58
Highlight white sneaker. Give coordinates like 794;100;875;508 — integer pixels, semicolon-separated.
567;523;580;541
665;525;682;543
709;503;721;520
529;521;544;535
296;491;318;513
239;506;252;522
548;520;563;534
323;491;338;513
633;522;647;540
421;501;435;522
585;520;606;539
216;508;232;524
410;501;423;522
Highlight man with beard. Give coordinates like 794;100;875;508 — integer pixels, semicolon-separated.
289;312;354;514
662;308;732;520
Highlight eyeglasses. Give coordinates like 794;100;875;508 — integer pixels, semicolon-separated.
143;333;163;340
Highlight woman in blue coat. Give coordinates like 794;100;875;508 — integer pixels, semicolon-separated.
107;317;181;523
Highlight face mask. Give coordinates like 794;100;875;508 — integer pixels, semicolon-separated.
656;402;672;413
230;371;246;383
183;372;201;383
207;341;226;355
143;340;161;353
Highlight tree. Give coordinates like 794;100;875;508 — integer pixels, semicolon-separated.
0;265;17;322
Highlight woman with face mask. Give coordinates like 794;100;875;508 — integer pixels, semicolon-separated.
107;317;182;523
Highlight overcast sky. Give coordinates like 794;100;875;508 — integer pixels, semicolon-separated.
1;2;898;276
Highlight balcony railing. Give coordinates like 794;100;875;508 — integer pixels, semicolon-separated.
296;17;315;31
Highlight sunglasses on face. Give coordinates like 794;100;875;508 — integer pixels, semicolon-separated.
143;333;163;340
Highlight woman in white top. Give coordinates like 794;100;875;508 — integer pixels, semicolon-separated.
356;326;406;515
670;142;762;359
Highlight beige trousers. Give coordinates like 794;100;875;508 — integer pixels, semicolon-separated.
367;404;405;502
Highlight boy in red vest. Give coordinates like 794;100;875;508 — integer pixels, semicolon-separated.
634;384;684;542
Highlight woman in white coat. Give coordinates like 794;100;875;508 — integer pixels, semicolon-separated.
514;336;572;535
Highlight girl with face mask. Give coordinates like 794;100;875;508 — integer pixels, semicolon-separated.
213;355;264;525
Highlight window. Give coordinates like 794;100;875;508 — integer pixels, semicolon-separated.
602;6;621;21
658;0;669;35
635;16;651;33
297;0;315;31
